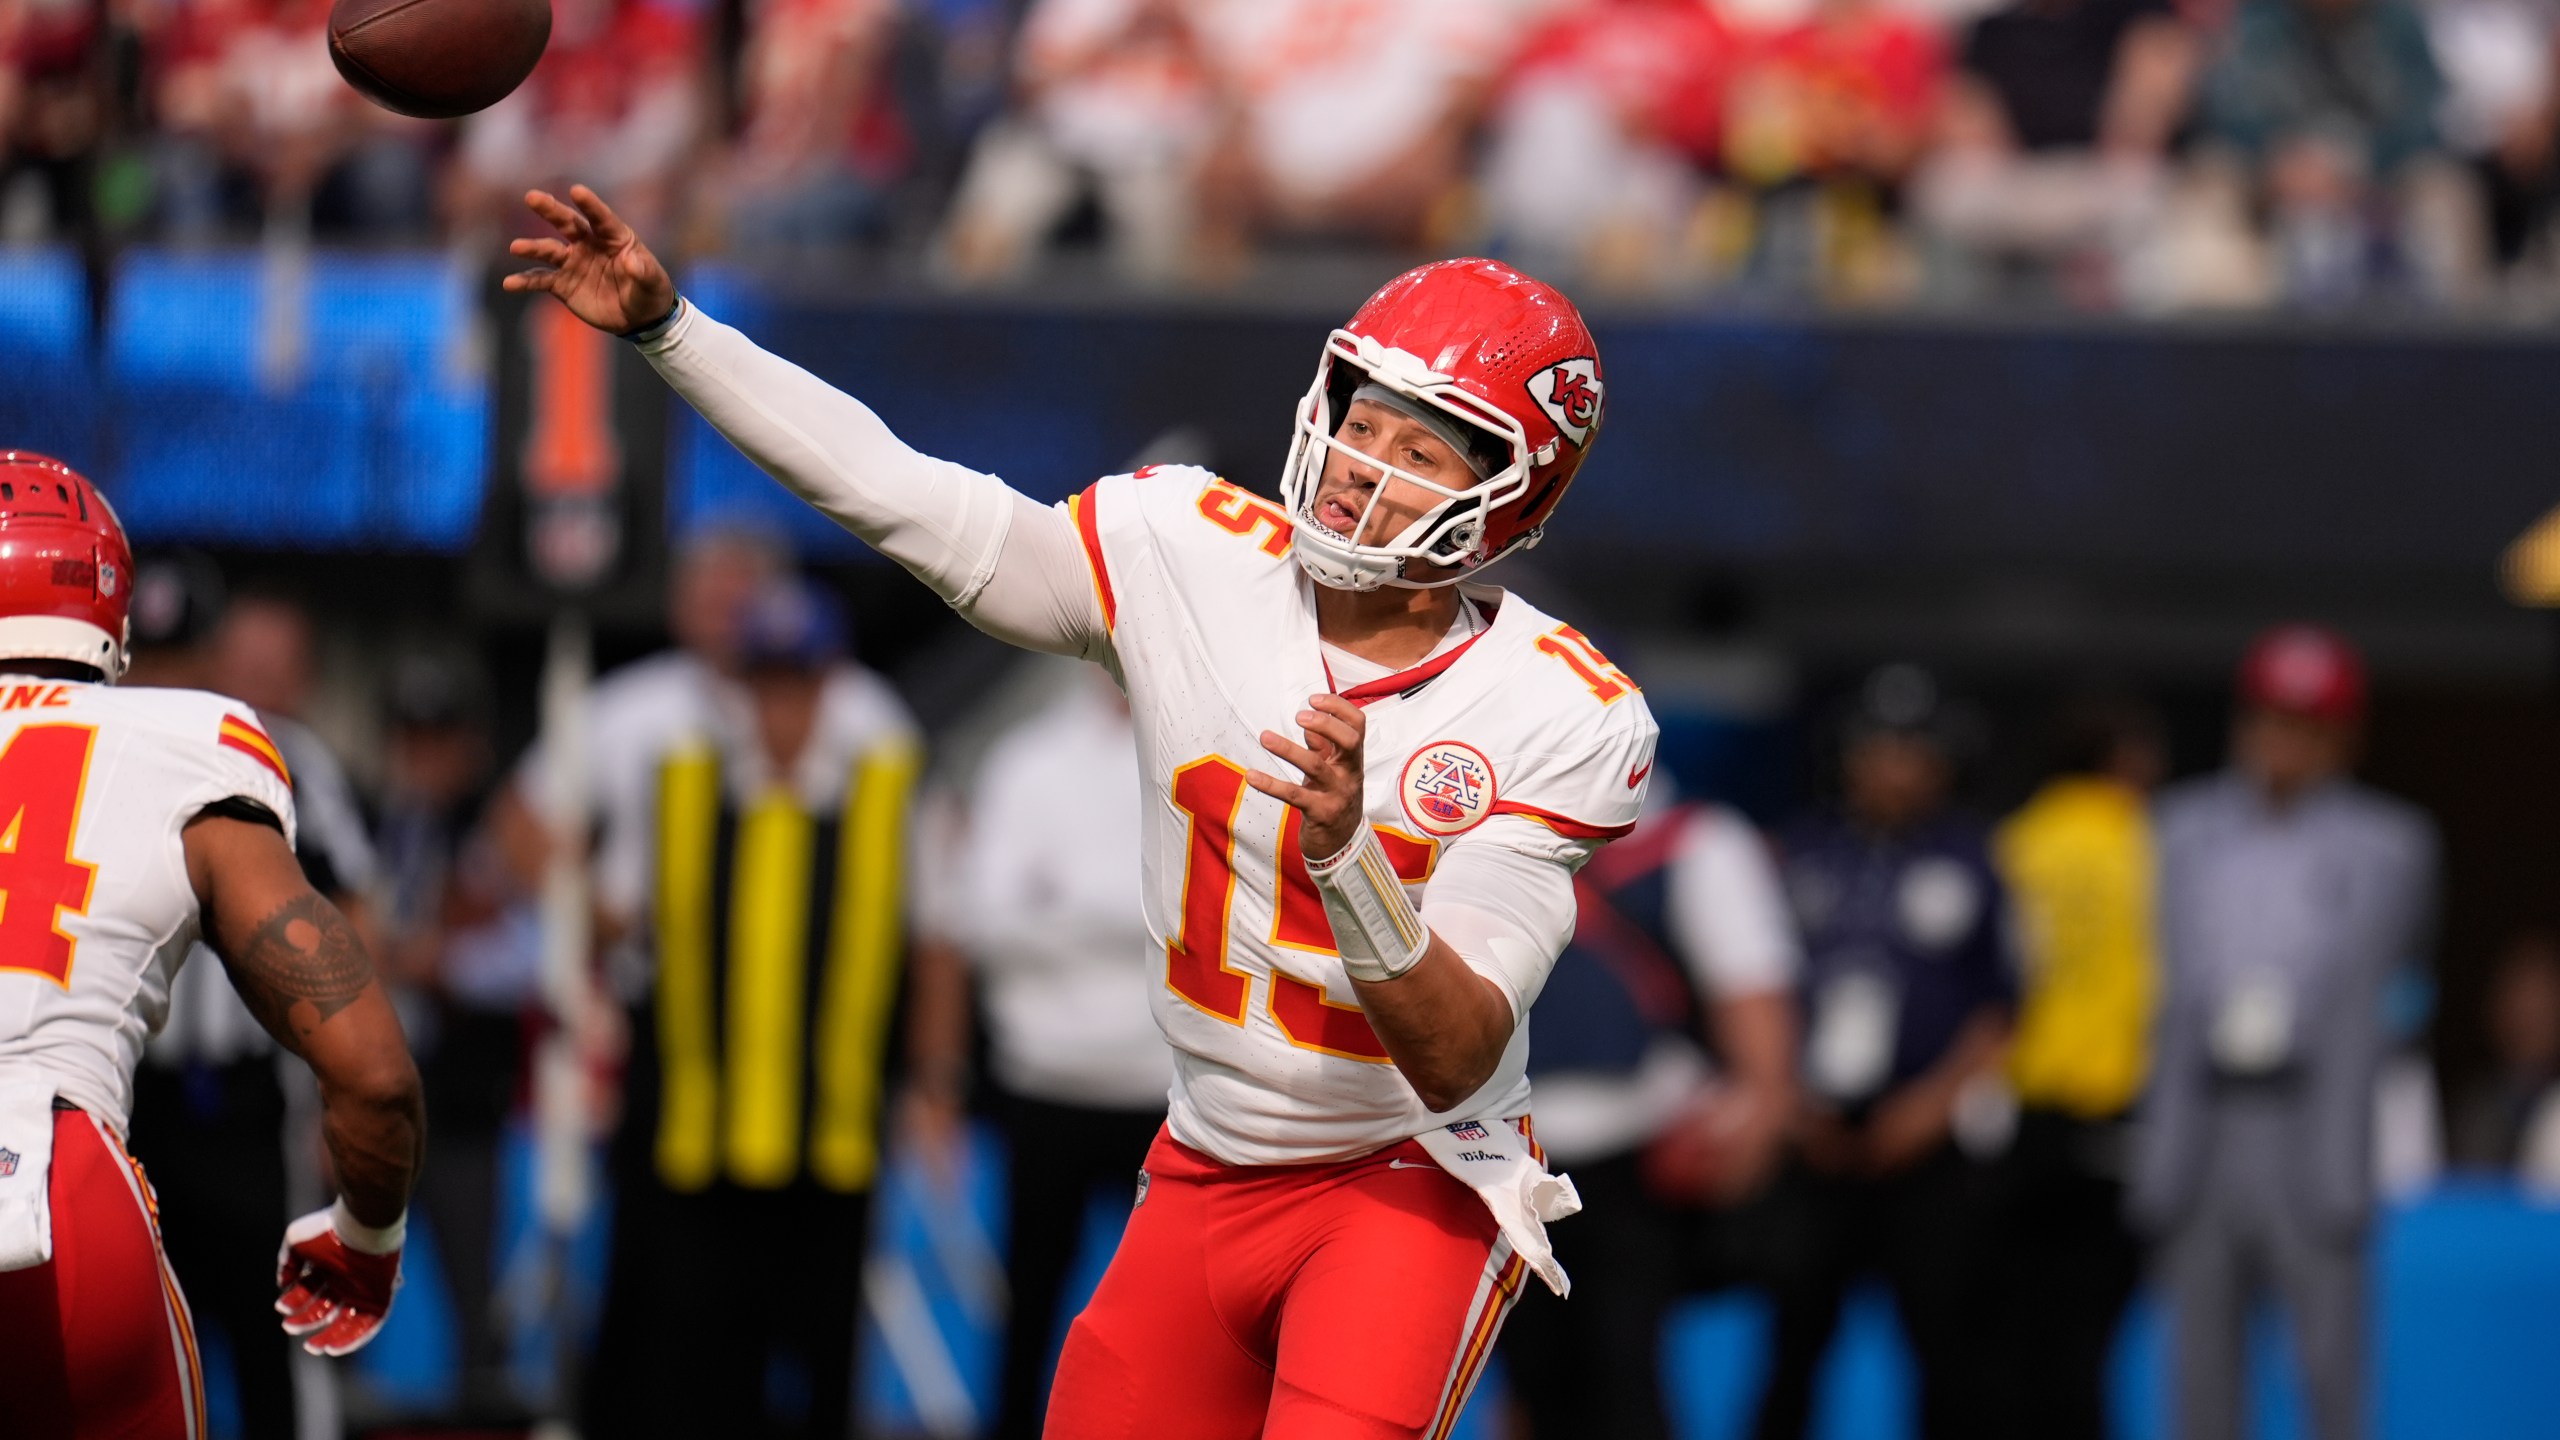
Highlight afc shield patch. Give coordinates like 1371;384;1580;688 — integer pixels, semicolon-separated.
1401;740;1497;837
1529;357;1602;448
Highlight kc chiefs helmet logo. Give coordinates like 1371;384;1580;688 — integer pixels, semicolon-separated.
1530;358;1602;449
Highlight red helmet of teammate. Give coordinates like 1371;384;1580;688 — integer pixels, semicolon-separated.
1281;258;1605;591
0;453;133;681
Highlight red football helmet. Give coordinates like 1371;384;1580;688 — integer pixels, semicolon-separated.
1281;258;1606;591
0;453;133;681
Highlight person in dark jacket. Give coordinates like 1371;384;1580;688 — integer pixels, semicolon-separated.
1751;664;2016;1440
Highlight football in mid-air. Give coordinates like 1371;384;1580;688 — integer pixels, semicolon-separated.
328;0;550;120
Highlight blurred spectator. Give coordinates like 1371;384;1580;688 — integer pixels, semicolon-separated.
936;0;1213;283
1753;663;2013;1440
149;0;433;239
1986;689;2164;1440
583;575;923;1440
1478;0;1743;290
0;0;105;243
1912;0;2199;305
697;0;907;251
131;578;380;1440
372;650;532;1412
2449;930;2560;1183
2133;624;2438;1440
1500;780;1801;1440
449;0;703;237
2425;0;2560;271
1188;0;1519;274
501;523;784;974
2198;0;2487;304
1725;0;1950;297
118;549;226;689
908;665;1169;1439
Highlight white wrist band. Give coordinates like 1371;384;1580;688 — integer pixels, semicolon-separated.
1308;827;1431;983
330;1199;407;1256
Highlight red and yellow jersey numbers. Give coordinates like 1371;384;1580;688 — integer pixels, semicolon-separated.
1535;625;1636;705
0;724;99;988
1165;756;1436;1064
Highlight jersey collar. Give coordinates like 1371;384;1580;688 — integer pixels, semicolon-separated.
1321;596;1497;707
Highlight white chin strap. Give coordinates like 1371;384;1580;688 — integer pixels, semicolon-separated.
0;615;126;682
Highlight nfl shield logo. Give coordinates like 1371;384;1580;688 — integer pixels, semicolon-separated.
0;1148;19;1178
1446;1121;1490;1142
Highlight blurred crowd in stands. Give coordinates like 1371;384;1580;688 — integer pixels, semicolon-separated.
12;0;2560;309
124;522;2560;1440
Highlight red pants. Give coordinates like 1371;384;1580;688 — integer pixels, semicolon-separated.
0;1108;203;1440
1044;1128;1526;1440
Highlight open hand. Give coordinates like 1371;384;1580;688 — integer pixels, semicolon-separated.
1248;693;1367;860
501;185;678;336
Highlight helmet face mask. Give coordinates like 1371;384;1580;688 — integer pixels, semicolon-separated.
1282;331;1534;592
1278;260;1603;594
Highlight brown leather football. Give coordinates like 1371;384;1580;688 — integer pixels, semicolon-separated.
328;0;551;120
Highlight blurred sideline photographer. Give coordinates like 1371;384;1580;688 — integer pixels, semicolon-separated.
370;651;531;1409
1754;665;2015;1440
2134;625;2437;1440
908;664;1171;1440
1988;689;2166;1440
1499;777;1801;1440
128;570;382;1440
584;575;922;1440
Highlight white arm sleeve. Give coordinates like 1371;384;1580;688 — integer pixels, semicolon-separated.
1664;808;1801;999
637;301;1107;659
1421;818;1590;1027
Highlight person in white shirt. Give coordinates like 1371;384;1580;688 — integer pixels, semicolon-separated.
910;665;1172;1438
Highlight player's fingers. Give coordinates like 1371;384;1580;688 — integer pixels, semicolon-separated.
280;1294;339;1336
500;269;559;294
1244;769;1315;811
567;184;629;244
508;236;570;264
523;188;590;241
306;1309;384;1357
1308;693;1366;732
1258;731;1323;778
1296;709;1361;756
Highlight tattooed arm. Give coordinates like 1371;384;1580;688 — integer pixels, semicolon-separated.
184;812;424;1227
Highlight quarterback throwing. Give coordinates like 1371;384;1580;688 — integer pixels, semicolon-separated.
509;185;1655;1440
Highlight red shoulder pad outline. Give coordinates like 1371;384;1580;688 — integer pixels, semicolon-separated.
1486;799;1636;842
1068;482;1117;632
218;714;293;788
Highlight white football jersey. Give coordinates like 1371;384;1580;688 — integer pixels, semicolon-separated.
0;680;298;1133
1070;466;1658;1165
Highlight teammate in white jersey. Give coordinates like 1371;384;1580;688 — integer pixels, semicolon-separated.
0;454;423;1440
508;185;1655;1440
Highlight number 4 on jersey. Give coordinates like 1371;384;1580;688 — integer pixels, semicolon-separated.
0;725;98;988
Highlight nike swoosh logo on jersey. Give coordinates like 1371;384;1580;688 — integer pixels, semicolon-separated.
1386;1158;1436;1171
1627;760;1653;789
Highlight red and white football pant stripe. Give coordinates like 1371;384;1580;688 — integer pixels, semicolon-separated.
1043;1127;1528;1440
0;1108;203;1440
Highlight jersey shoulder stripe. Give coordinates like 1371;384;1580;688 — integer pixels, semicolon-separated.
1068;483;1117;631
217;714;292;788
1486;798;1636;841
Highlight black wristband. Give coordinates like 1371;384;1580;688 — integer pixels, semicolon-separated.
620;296;684;343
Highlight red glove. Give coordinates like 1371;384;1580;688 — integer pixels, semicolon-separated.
274;1202;405;1357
